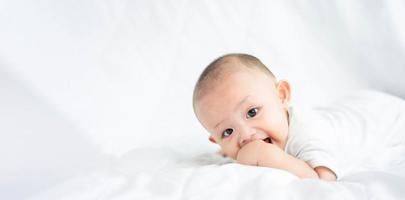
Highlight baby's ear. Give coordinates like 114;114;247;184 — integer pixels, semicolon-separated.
209;136;217;144
276;79;291;106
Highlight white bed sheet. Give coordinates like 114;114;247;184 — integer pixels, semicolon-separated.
30;147;405;200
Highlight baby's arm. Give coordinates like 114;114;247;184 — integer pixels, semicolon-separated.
237;140;336;180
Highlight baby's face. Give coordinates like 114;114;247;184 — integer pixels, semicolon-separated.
194;68;290;159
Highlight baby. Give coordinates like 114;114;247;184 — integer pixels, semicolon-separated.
192;53;405;181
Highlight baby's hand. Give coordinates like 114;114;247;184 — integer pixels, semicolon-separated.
236;140;266;166
237;140;323;179
236;140;285;168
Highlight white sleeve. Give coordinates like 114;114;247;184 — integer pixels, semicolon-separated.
285;108;342;179
292;137;341;179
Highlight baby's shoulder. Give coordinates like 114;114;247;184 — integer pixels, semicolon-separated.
287;106;328;139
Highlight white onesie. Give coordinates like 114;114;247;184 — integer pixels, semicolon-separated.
284;90;405;179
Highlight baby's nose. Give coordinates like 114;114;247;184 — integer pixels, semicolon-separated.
238;128;257;147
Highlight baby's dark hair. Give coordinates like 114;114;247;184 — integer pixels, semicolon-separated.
193;53;276;104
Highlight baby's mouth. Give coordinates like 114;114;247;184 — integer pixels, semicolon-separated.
263;137;272;144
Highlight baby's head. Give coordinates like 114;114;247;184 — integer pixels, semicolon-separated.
193;53;291;159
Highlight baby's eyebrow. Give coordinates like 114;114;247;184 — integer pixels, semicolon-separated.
213;95;251;129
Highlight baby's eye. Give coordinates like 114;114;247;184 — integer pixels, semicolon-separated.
246;108;259;118
222;128;233;138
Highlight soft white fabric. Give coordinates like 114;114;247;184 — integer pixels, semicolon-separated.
0;68;109;200
29;147;405;200
285;90;405;179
